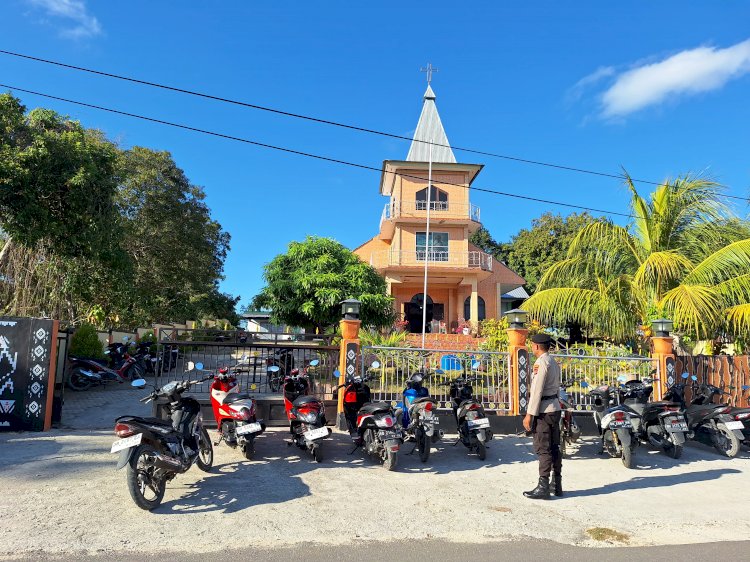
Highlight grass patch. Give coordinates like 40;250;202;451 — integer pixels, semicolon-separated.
586;527;629;543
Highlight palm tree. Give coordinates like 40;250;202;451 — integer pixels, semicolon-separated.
524;174;750;342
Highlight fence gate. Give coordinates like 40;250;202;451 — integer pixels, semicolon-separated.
360;346;512;414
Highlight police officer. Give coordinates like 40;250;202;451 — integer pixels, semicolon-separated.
522;333;562;499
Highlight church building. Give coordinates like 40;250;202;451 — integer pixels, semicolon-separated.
353;85;526;333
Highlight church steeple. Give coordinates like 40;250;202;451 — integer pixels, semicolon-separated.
405;85;457;164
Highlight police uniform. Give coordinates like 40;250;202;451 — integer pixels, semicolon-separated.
523;334;563;499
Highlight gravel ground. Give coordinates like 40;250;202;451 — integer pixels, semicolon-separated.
2;385;750;557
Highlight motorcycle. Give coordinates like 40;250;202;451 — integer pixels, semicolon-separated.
209;357;265;459
267;347;295;392
110;362;214;511
281;359;330;462
335;361;403;470
558;379;581;457
439;374;493;460
67;347;141;391
397;371;441;463
663;373;745;457
582;380;639;468
619;375;689;459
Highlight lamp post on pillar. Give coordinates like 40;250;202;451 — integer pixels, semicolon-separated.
505;309;529;416
337;299;361;430
650;318;675;400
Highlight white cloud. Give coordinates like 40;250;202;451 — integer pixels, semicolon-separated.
27;0;102;38
600;39;750;118
565;66;615;104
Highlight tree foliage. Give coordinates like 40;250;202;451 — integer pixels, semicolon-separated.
0;93;238;328
252;236;395;331
524;174;750;342
470;212;597;294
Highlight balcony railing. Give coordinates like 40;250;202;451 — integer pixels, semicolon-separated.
380;200;481;227
369;250;493;272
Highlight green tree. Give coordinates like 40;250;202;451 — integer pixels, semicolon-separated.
471;213;597;294
252;236;395;331
524;175;750;342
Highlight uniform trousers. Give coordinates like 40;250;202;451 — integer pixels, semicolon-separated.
532;411;562;477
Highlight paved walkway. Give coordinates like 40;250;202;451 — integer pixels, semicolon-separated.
58;382;152;430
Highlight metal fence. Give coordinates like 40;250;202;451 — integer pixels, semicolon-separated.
360;346;512;413
157;327;334;346
547;353;656;412
154;340;339;396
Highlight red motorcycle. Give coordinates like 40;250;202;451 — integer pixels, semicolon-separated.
67;344;141;391
279;359;330;462
209;362;265;459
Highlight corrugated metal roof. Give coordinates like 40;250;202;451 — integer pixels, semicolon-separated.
406;86;457;164
501;286;530;299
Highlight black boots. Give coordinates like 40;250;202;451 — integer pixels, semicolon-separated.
523;476;550;500
549;472;563;497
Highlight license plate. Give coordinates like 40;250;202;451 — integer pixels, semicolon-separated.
110;433;142;453
304;426;329;441
724;420;745;430
468;418;490;429
236;422;262;435
665;422;688;432
609;420;632;429
378;429;402;441
423;417;438;425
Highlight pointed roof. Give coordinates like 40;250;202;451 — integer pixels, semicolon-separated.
406;86;457;164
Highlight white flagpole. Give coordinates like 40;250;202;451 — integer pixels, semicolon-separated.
421;138;434;349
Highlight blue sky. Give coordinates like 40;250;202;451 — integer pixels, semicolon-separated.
2;1;750;310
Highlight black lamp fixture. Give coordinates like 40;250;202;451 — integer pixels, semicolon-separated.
340;298;361;320
651;318;674;338
504;308;528;329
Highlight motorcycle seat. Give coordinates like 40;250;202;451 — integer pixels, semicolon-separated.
224;393;253;404
293;395;322;407
359;401;392;415
121;415;173;427
410;397;436;405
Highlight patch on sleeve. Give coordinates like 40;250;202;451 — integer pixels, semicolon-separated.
533;364;539;374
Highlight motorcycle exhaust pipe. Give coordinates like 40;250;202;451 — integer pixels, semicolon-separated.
152;452;184;471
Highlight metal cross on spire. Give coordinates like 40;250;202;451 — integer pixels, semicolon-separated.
420;63;438;85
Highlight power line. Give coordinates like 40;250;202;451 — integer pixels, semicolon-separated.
0;83;640;220
5;47;745;203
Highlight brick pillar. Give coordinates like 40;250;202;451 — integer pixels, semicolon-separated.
651;336;675;400
337;319;361;430
507;327;529;415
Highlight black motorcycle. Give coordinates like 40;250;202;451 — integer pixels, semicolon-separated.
619;376;689;459
267;348;295;392
558;379;582;457
335;361;403;470
663;374;745;457
110;362;214;510
439;375;493;460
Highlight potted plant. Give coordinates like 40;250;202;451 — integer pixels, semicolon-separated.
455;318;471;335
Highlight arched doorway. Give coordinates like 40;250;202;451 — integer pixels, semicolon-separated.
464;296;486;322
406;293;433;333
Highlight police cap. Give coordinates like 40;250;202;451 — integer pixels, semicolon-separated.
530;333;552;345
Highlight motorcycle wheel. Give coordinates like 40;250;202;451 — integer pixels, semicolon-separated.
66;368;92;391
664;442;683;459
621;444;634;469
126;444;166;511
242;440;255;460
475;440;487;461
383;448;398;471
417;428;430;463
195;428;214;471
713;423;741;458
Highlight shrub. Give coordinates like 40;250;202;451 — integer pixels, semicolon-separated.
478;318;509;351
69;323;105;359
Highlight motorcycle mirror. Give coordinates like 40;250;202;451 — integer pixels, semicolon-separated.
333;370;341;379
681;372;689;379
435;369;444;375
309;359;320;367
471;360;481;370
268;366;280;373
371;361;380;369
742;385;750;390
187;361;195;371
131;379;147;388
580;381;589;388
691;375;698;381
617;375;627;383
122;336;129;343
195;362;204;370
